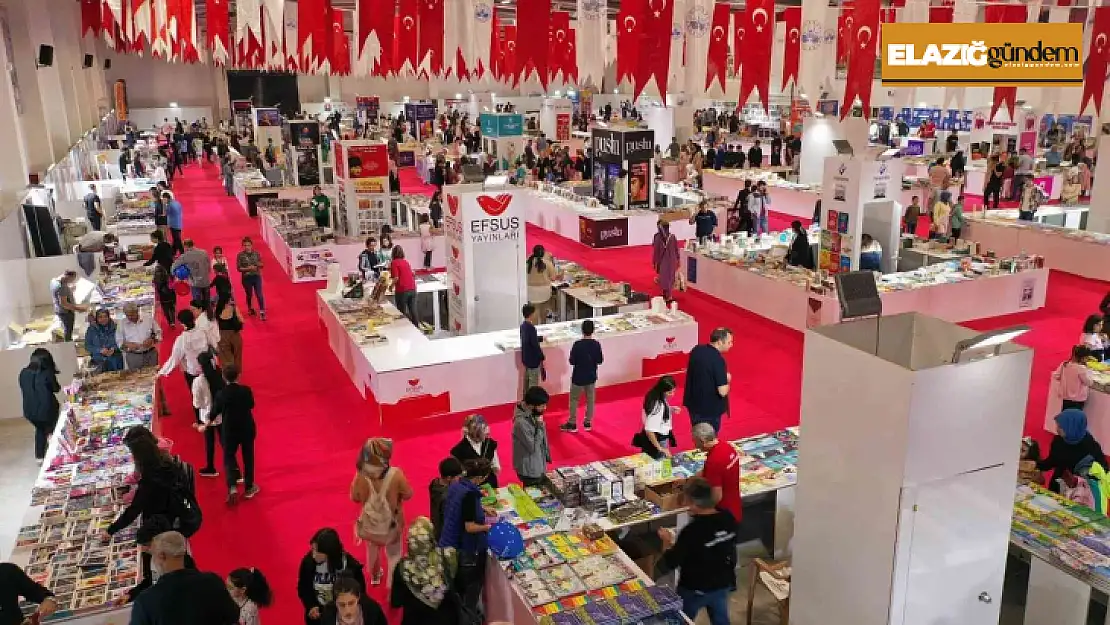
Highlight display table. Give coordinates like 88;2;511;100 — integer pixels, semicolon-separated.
682;249;1048;331
965;166;1065;202
702;171;819;220
2;370;159;625
984;206;1089;229
966;216;1110;283
317;291;697;421
522;190;725;248
233;181;316;218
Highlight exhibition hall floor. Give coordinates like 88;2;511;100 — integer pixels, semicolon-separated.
152;165;1101;624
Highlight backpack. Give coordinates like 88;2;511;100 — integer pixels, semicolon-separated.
167;457;203;538
355;469;397;543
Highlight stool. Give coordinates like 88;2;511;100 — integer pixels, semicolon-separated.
745;558;791;625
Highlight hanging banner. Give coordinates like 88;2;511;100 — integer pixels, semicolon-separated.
781;7;800;90
616;0;641;84
682;0;712;97
705;3;729;92
418;0;445;76
345;143;389;193
634;0;675;100
516;0;552;88
395;0;419;74
840;0;878;119
577;0;607;86
737;0;774;112
1081;7;1110;116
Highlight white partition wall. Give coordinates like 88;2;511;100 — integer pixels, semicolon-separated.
790;313;1031;625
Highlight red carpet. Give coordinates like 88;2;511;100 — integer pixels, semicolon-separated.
155;165;1105;624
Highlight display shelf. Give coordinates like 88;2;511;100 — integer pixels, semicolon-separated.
967;215;1110;283
6;370;158;624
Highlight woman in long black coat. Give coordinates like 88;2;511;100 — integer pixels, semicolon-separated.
19;348;61;460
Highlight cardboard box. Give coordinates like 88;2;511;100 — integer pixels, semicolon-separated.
644;479;686;511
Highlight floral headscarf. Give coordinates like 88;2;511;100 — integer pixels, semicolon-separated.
359;437;393;469
464;414;489;443
400;517;456;608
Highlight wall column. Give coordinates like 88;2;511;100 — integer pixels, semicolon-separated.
46;3;84;142
23;1;72;160
0;7;31;216
0;0;54;175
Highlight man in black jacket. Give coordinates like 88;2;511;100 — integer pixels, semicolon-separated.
747;140;763;169
129;532;238;625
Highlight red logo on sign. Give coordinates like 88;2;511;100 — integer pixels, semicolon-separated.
665;337;676;344
451;245;460;259
407;378;420;387
476;193;512;216
447;195;459;216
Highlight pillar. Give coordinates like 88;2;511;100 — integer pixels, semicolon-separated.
46;2;85;142
23;0;72;161
1088;132;1110;234
0;4;31;213
0;0;55;174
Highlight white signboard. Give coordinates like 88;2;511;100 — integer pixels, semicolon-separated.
444;185;527;334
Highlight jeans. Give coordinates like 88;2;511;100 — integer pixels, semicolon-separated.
677;587;731;625
690;411;722;434
242;275;265;311
191;286;210;309
33;416;58;459
204;424;223;470
567;383;596;426
1011;175;1025;201
158;292;177;325
88;213;102;230
58;312;75;342
394;290;417;324
523;367;542;397
455;549;487;618
903;220;918;236
225;434;256;489
756;213;768;236
224;175;234;195
170;228;184;255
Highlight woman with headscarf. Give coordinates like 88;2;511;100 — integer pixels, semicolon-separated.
1036;409;1107;493
525;245;556;324
450;415;501;488
350;438;413;587
19;348;61;461
390;517;457;625
85;308;124;373
652;221;680;302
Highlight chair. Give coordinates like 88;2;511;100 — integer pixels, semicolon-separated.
746;558;791;625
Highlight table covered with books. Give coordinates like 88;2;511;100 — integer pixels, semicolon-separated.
4;370;160;624
316;289;698;421
966;214;1110;283
483;429;800;625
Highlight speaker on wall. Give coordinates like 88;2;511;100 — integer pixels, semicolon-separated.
83;54;93;68
37;45;53;67
104;59;111;70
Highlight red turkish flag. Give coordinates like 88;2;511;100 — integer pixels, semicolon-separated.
840;0;878;119
298;0;323;71
82;0;102;36
634;0;675;100
516;0;552;88
358;0;394;75
986;2;1026;121
928;6;953;22
705;3;730;92
503;25;518;84
564;28;578;84
738;0;774;112
617;0;641;84
207;0;230;63
1081;6;1110;115
329;8;350;74
395;0;419;73
836;2;854;65
781;7;800;91
418;0;444;76
491;12;502;80
731;9;744;75
549;11;571;82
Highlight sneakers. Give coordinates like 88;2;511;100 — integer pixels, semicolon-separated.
559;423;577;433
583;422;593;432
248;308;256;316
260;310;267;320
237;477;244;485
199;467;220;478
244;485;261;499
226;489;238;505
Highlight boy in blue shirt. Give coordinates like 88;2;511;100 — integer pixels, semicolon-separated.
561;320;604;432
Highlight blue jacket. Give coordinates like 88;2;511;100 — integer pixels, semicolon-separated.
520;321;544;369
165;200;184;229
438;479;486;554
85;321;123;370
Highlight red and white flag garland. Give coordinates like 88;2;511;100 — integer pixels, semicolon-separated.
356;0;394;75
395;0;419;75
737;0;774;112
616;0;640;85
549;11;571;83
502;24;518;84
840;0;879;118
330;8;350;74
701;3;729;93
1081;6;1110;116
781;6;800;90
418;0;444;77
632;0;675;100
207;0;230;64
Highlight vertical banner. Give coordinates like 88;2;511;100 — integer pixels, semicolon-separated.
516;0;552;88
1081;6;1110;116
289;120;322;186
839;0;878;119
207;0;230;63
635;0;676;100
418;0;445;76
356;96;381;123
799;0;835;106
737;0;774;111
781;6;800;90
444;192;468;334
549;11;571;83
617;0;641;85
577;0;607;86
682;0;712;98
330;8;351;74
986;3;1026;121
232;100;253;133
705;3;729;92
556;113;571;140
395;0;419;74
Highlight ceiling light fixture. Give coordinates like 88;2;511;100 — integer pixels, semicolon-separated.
169;102;178;108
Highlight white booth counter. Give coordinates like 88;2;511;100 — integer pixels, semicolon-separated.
982;205;1089;229
701;170;820;220
681;247;1048;331
963;165;1066;202
966;215;1110;283
317;291;697;422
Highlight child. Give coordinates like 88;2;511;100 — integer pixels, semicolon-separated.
1054;345;1094;411
429;457;463;541
418;214;433;270
226;567;272;625
212;246;229;276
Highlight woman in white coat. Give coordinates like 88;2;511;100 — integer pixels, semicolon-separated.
158;308;218;424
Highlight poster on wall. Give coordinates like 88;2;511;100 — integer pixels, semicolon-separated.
555;114;571;141
291;247;338;283
628;162;650;207
232;100;253;134
444;193;468;334
255;108;282;127
290;121;321;186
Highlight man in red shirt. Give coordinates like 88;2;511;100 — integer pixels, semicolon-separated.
693;422;742;523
